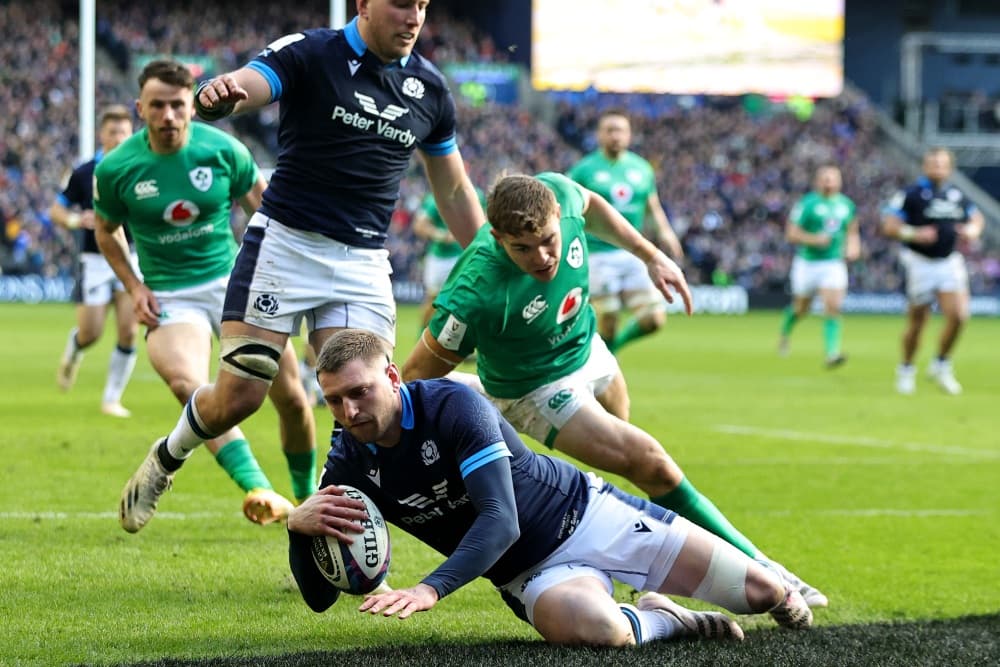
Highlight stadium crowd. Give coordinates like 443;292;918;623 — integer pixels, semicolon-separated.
2;0;998;297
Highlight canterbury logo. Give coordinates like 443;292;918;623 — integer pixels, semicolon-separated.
354;92;409;120
134;180;159;199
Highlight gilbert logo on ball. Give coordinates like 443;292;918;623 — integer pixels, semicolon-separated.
311;485;390;594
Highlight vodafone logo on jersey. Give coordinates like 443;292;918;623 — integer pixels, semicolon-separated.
556;287;584;324
162;200;200;226
610;182;633;207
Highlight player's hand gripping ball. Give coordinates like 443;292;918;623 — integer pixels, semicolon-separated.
311;486;390;594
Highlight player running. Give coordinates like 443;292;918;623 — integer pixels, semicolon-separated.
50;105;139;417
777;164;860;367
95;60;316;529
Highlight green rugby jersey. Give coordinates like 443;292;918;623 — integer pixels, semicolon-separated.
429;172;596;398
420;187;485;259
789;191;856;261
94;122;258;291
568;150;656;253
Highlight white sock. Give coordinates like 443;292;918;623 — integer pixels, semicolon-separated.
62;328;83;363
619;604;684;644
165;387;216;459
102;345;136;404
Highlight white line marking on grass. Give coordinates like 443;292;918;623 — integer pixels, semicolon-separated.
0;511;229;521
714;424;1000;460
755;508;989;517
698;457;980;466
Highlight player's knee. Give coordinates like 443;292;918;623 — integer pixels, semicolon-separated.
220;335;283;383
627;437;680;488
534;595;631;647
568;612;632;647
75;329;101;348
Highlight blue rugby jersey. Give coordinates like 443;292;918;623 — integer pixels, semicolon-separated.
297;379;590;603
57;151;132;253
247;19;459;248
885;176;978;259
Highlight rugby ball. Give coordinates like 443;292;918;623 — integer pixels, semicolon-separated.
311;485;390;594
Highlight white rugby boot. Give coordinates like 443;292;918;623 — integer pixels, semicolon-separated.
896;364;916;395
637;592;745;641
928;358;962;395
119;439;174;533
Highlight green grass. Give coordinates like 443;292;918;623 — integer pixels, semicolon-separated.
1;303;997;666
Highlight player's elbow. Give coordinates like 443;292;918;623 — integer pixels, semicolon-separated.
489;523;520;557
486;509;521;551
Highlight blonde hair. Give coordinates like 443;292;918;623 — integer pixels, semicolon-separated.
315;329;391;374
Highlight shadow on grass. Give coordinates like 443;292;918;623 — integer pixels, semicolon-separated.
115;613;1000;667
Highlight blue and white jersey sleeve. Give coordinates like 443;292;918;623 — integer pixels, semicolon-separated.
883;188;910;220
418;85;458;157
247;31;312;103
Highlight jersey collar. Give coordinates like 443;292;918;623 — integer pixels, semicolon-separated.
344;17;411;68
917;176;947;191
399;383;415;430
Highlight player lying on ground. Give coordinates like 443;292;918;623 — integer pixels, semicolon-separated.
402;172;827;610
287;330;813;646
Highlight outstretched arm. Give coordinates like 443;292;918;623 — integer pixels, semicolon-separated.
584;188;693;315
358;457;520;619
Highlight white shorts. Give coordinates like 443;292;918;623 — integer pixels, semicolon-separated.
589;249;663;313
154;276;228;337
489;336;619;448
499;473;688;626
789;256;848;297
74;251;138;306
223;214;396;344
422;254;459;294
900;249;969;306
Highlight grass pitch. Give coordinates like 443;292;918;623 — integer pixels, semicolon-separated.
0;303;997;666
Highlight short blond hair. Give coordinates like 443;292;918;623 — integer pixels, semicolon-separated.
315;329;390;374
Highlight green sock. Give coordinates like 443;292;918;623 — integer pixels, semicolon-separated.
611;318;648;353
650;478;760;558
823;316;842;358
779;306;798;337
284;449;318;503
214;439;272;493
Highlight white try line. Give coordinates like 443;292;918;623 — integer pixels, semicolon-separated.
714;424;1000;460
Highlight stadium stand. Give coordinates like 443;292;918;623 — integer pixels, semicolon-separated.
2;0;997;298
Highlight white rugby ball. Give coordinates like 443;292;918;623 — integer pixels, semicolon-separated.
311;485;391;594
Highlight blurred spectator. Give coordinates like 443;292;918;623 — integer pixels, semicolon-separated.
2;1;996;296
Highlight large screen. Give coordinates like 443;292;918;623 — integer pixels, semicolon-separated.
532;0;843;97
